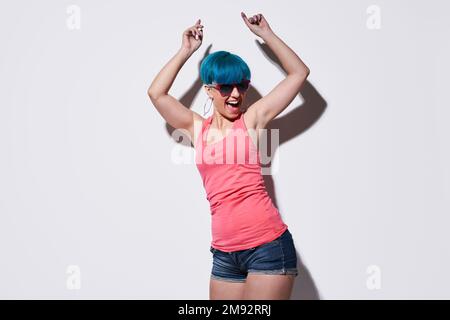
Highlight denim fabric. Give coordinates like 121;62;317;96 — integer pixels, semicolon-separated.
209;229;298;283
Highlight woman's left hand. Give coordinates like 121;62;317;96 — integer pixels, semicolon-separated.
240;12;273;38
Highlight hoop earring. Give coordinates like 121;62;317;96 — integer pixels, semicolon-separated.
203;97;213;116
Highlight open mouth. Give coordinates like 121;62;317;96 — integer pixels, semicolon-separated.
226;100;240;106
225;101;241;113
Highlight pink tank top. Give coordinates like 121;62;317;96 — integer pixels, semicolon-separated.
195;112;288;252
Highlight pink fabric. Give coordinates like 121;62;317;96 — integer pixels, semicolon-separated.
195;112;288;252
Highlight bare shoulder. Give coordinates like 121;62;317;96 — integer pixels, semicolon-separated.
243;105;260;148
243;105;258;131
188;111;206;148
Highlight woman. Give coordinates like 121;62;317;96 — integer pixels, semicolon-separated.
148;12;310;300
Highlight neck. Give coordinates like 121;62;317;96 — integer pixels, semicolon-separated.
211;111;238;129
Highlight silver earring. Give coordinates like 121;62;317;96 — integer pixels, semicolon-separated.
203;96;213;116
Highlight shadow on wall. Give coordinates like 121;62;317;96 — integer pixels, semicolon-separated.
163;43;327;300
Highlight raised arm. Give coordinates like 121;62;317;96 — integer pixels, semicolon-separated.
241;12;310;129
147;19;205;140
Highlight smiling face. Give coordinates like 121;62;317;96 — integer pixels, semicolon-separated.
204;84;248;119
200;51;252;119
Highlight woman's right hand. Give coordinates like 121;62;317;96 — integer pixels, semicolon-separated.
181;19;204;54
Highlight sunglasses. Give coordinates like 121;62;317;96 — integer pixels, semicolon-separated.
207;79;251;97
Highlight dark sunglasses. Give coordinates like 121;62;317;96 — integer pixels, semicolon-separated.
207;79;250;97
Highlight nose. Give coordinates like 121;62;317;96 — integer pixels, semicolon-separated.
230;86;240;97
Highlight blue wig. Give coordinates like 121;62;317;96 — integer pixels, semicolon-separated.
200;51;251;85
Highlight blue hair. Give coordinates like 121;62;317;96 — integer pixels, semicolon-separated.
200;51;251;85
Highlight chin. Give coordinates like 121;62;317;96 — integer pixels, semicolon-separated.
224;104;241;116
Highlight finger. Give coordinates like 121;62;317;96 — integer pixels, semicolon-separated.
194;28;201;40
240;12;252;28
196;29;203;39
192;20;200;29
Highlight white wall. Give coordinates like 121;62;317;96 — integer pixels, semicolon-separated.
0;0;449;299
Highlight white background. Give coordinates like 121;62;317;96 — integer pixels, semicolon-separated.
0;0;449;299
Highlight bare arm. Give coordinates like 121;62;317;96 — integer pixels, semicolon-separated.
147;20;205;137
147;48;197;130
241;12;310;129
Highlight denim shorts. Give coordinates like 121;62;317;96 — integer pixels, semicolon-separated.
209;228;298;283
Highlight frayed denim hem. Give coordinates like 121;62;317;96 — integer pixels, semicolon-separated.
247;268;298;277
210;274;247;283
